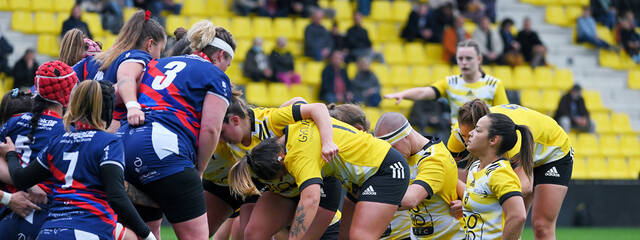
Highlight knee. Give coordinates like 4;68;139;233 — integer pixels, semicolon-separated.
243;224;268;240
532;217;556;238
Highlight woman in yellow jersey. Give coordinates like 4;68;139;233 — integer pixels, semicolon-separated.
202;96;340;238
463;113;531;240
230;118;410;240
384;39;509;127
374;112;465;240
449;99;573;240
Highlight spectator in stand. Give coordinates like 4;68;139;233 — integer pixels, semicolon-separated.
352;58;381;107
331;21;346;52
260;0;291;17
0;35;12;76
472;16;503;64
591;0;616;29
461;0;486;24
431;3;455;42
320;51;353;103
499;18;524;66
269;37;301;86
305;9;333;61
619;17;640;63
482;0;496;23
400;3;436;42
408;98;450;141
243;37;273;82
517;17;547;67
357;0;372;16
61;4;93;39
554;84;594;133
345;12;384;63
233;0;265;16
443;15;469;63
11;49;38;90
577;7;613;49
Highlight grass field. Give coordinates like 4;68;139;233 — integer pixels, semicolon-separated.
160;226;640;240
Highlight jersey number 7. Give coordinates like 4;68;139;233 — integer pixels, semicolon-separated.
62;152;79;189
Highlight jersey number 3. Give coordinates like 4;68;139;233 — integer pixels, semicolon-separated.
151;61;187;90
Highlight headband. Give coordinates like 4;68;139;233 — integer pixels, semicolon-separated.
209;37;234;60
377;121;412;145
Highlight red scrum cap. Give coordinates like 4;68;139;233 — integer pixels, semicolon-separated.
34;60;78;107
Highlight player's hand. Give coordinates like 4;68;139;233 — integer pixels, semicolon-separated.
384;92;404;105
27;185;48;205
449;200;463;219
321;141;339;163
127;108;145;127
8;191;41;218
0;137;16;158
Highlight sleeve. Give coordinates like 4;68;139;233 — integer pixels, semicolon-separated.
99;138;125;171
100;164;151;238
206;71;233;106
430;79;448;99
122;51;152;67
284;130;324;191
492;81;509;106
413;154;446;199
8;151;51;190
266;104;303;137
446;129;467;154
488;165;522;205
72;58;86;81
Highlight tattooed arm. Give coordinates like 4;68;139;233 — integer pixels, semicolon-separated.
289;184;321;240
124;181;159;208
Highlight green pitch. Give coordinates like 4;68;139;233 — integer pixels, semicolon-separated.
160;226;640;240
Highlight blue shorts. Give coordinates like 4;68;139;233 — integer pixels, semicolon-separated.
36;228;109;240
0;205;48;240
118;120;196;185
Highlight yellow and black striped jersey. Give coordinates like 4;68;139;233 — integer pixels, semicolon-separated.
407;139;464;240
203;105;303;186
448;104;572;167
462;160;522;240
380;211;411;240
283;119;391;196
431;74;509;125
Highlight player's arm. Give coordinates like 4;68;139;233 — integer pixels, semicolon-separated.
197;94;228;177
299;104;338;162
1;138;49;191
384;87;439;104
280;97;308;108
400;157;445;210
289;183;321;240
501;195;526;240
0;155;12;184
399;184;429;210
116;62;145;126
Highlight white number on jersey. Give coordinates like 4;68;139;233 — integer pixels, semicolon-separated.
14;135;32;166
151;61;187;90
62;152;79;189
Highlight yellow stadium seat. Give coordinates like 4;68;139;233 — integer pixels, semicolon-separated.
273;18;294;39
0;0;8;11
303;61;323;87
262;39;275;53
513;65;534;89
206;0;229;17
566;6;582;23
246;82;269;106
38;34;60;57
591;112;612;134
431;64;451;83
182;0;205;17
571;156;588;179
533;66;553;88
390;65;411;87
187;17;208;29
392;1;412;23
253;17;273;39
371;1;392;21
599;49;620;69
82;12;104;37
554;68;574;90
540;90;561;114
629;159;640;179
55;13;68;35
363;107;381;131
268;83;290;106
9;0;31;11
32;0;54;12
232;17;253;40
12;11;34;34
377;22;400;43
599;134;620;157
210;17;230;30
619;51;636;69
577;133;601;157
294;18;310;41
361;21;378;43
384;43;405;65
463;21;476;34
596;25;615;45
233;39;251;62
587;157;608;179
425;44;445;65
332;0;353;21
546;6;567;26
620;135;640;157
404;42;426;65
371;63;391;87
411;66;431;87
54;0;74;12
288;40;303;57
123;8;138;22
608;157;632;179
492;66;514;89
520;89;541;111
34;12;57;34
226;65;245;85
166;15;187;36
289;84;314;102
103;33;117;50
611;113;632;134
346;63;357;79
582;90;606;112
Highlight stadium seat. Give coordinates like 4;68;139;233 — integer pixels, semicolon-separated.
225;65;245;85
37;34;60;57
371;1;392;22
55;13;68;35
620;135;640;157
571;156;588;179
246;82;269;107
361;21;378;43
34;12;57;34
262;39;275;53
233;39;251;62
182;0;205;17
629;159;640;179
332;0;353;21
404;42;426;65
253;17;273;39
268;83;290;107
599;134;620;157
598;49;620;69
82;12;104;37
554;68;574;90
231;17;252;40
54;0;74;12
591;112;612;134
123;7;138;21
582;90;606;112
210;17;230;30
384;43;405;65
611;113;633;134
273;18;294;39
32;0;54;12
628;70;640;90
293;18;310;41
619;51;636;69
513;65;534;89
371;63;391;87
520;89;541;111
303;61;323;87
11;11;34;34
577;133;601;157
363;107;382;131
492;66;514;89
187;17;209;29
377;22;400;43
0;0;8;11
9;0;31;11
425;44;446;65
431;64;451;83
546;6;567;26
463;21;476;34
540;90;561;114
290;84;316;102
346;63;357;79
608;157;632;179
205;0;229;17
390;65;411;88
410;66;431;87
596;25;615;45
288;40;303;57
166;15;187;36
392;1;412;23
533;66;553;88
587;157;608;179
103;33;117;50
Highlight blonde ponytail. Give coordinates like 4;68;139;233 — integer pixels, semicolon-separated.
228;157;260;200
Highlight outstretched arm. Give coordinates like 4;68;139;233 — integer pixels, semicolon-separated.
384;87;438;104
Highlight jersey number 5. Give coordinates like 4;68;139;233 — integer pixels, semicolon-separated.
151;61;187;90
62;152;79;189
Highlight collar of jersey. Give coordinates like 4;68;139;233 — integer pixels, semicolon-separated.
248;108;256;132
42;110;61;119
412;136;441;157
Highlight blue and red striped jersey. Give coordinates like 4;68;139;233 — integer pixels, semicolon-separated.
35;129;125;240
72;50;152;83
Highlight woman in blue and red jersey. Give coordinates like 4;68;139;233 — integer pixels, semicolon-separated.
0;80;156;240
118;20;236;240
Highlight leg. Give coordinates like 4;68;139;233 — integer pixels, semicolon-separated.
212;218;234;240
349;201;398;240
244;192;296;240
171;214;209;240
531;184;568;240
231;216;243;240
204;191;234;237
146;219;162;240
303;207;336;240
338;196;355;240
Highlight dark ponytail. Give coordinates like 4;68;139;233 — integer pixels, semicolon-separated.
29;96;57;142
0;90;33;124
246;137;285;180
486;113;534;177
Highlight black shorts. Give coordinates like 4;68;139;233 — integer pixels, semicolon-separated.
319;220;340;240
203;180;259;210
354;148;410;206
284;177;343;212
133;167;206;223
533;152;573;186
